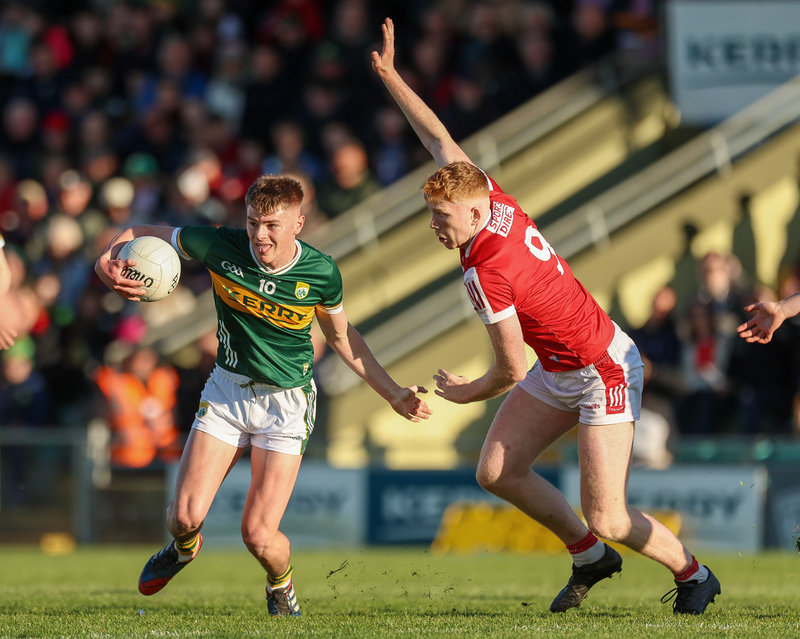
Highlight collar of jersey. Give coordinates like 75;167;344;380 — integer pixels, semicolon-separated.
463;214;491;259
249;239;303;275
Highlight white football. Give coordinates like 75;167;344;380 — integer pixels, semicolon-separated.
117;236;181;302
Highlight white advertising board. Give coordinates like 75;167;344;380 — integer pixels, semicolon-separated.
167;460;367;547
667;1;800;124
562;465;767;552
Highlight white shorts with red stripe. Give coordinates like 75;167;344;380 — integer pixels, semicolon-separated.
518;323;644;425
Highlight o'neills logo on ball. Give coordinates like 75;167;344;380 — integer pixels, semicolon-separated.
122;265;154;288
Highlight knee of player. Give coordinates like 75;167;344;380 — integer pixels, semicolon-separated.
241;523;280;554
168;508;204;536
475;460;510;493
583;509;630;543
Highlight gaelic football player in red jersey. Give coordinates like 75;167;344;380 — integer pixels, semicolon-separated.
373;18;720;614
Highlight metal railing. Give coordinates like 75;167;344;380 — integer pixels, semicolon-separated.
0;426;99;543
147;57;650;355
318;73;800;395
545;73;800;257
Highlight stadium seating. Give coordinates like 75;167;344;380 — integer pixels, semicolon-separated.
322;79;800;469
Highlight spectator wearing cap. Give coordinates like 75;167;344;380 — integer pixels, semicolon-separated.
122;153;164;224
0;335;50;505
0;335;48;425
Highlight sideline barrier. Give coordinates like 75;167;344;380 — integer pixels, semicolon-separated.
431;502;681;555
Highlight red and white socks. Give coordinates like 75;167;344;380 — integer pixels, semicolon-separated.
673;555;709;583
567;531;607;566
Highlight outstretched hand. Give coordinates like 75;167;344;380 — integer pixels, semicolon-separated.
737;301;782;344
0;326;17;349
433;369;473;404
371;17;396;77
390;385;432;422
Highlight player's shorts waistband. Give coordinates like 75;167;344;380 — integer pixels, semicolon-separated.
214;366;284;390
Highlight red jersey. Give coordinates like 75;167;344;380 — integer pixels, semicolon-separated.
460;175;615;372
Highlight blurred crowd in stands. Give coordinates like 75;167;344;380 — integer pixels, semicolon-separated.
627;207;800;469
12;0;799;477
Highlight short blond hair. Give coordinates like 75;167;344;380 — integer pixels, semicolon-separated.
245;174;303;214
422;161;488;204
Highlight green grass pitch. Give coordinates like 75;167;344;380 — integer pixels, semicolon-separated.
1;545;799;638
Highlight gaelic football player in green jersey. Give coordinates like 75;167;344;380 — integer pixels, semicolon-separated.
95;174;432;616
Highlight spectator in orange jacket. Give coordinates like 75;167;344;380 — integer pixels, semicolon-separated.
95;344;182;468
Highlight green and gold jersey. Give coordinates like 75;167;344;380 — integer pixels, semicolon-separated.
174;226;343;388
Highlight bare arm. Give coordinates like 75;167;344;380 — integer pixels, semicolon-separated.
316;307;432;422
371;18;471;168
434;315;529;404
95;225;177;301
737;292;800;344
0;241;17;348
0;250;10;297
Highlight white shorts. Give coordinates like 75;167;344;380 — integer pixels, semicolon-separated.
192;366;316;455
517;324;644;425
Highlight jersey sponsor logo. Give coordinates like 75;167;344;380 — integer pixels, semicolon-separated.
210;272;315;330
221;260;244;278
197;401;209;418
487;203;514;237
295;282;310;299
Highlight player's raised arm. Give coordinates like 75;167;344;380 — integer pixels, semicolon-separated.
95;224;177;301
372;17;471;168
316;306;432;422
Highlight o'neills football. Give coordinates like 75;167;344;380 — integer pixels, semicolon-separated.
117;236;181;302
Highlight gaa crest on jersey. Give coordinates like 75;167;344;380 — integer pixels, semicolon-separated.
294;282;310;299
197;401;209;418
